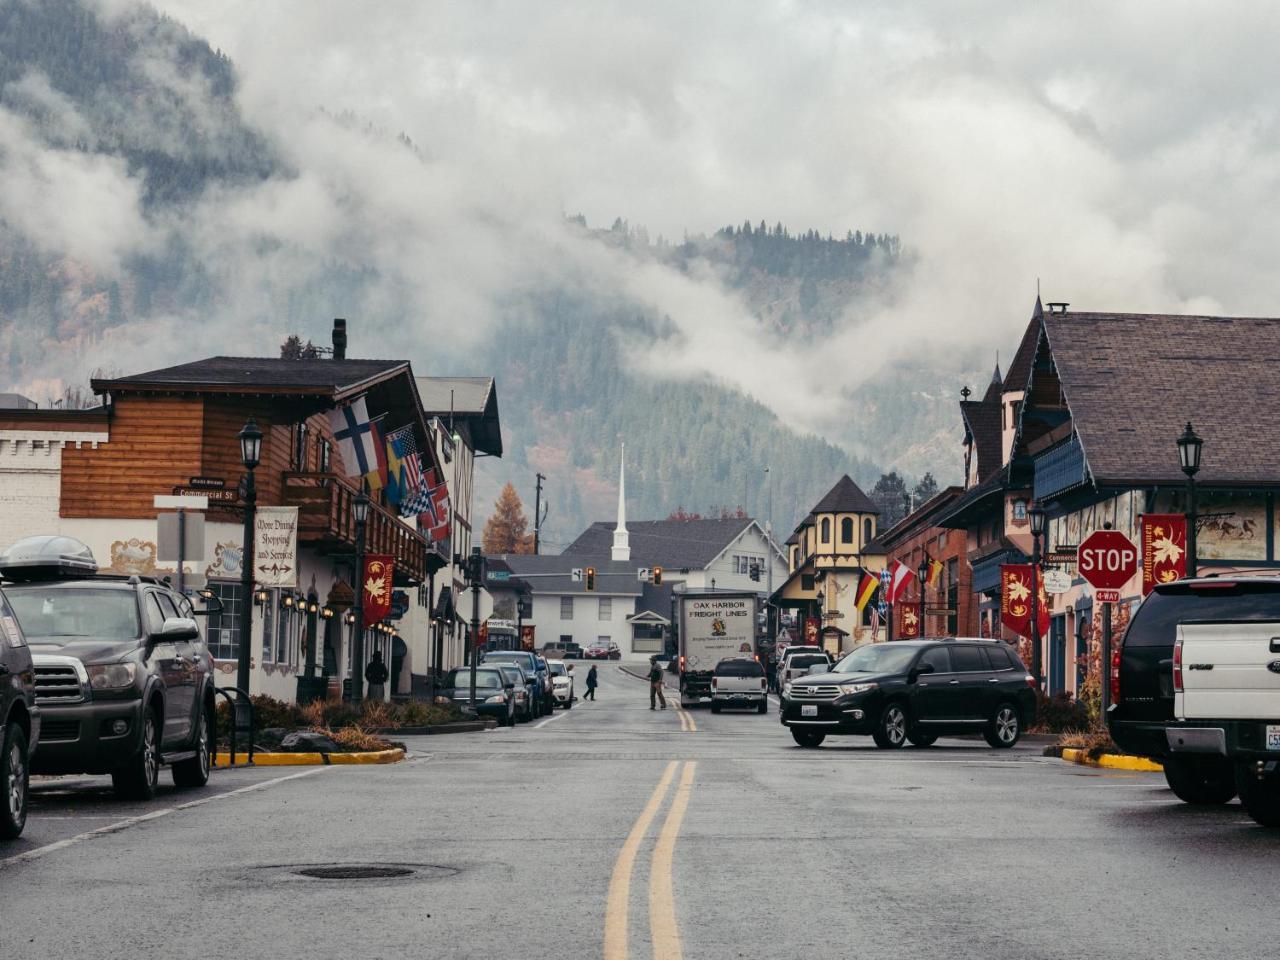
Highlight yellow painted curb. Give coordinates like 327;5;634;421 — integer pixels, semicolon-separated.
1060;748;1163;772
214;748;405;767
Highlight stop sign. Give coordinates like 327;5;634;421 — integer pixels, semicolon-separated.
1077;530;1139;590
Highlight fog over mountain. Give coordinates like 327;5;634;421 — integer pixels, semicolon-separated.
6;0;1280;538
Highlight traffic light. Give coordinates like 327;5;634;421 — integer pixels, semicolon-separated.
585;566;596;591
749;563;761;582
652;566;662;586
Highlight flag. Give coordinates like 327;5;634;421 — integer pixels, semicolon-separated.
1000;564;1049;638
383;425;423;509
1141;514;1187;595
885;560;915;603
927;556;944;588
418;468;451;545
869;605;880;635
328;397;379;480
362;554;395;627
363;420;389;496
854;572;879;612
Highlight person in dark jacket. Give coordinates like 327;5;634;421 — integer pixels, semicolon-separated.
648;657;667;710
584;664;599;700
365;650;389;701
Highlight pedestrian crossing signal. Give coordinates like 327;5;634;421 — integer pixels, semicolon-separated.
585;566;596;591
652;566;663;586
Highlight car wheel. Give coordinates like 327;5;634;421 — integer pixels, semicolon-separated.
1;721;29;839
908;730;938;747
791;729;825;748
1164;755;1236;805
113;707;161;800
172;704;212;788
711;703;722;714
984;703;1022;749
757;700;768;714
565;699;573;710
872;702;908;749
1237;764;1280;826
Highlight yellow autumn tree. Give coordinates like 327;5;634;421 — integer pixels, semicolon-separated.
482;483;534;554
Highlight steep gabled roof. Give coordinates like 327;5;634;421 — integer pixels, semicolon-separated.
811;475;879;515
960;395;1004;482
95;357;407;400
1003;307;1043;395
1041;310;1280;486
415;376;502;456
560;517;756;569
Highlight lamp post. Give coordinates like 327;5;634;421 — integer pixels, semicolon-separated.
236;418;262;703
351;491;370;703
1028;501;1047;690
468;546;482;709
917;557;929;638
1177;422;1203;578
304;589;319;679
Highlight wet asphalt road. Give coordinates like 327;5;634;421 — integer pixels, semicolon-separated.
2;664;1278;960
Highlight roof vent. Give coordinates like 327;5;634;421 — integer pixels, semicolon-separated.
1046;302;1069;314
0;535;99;581
332;318;348;360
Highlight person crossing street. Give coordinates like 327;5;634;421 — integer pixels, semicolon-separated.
648;656;667;710
584;664;598;700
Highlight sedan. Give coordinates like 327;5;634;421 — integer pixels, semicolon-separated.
435;667;515;726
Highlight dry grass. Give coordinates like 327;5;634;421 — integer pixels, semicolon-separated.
319;725;395;752
1055;728;1120;760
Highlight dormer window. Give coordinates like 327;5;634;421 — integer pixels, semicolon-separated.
1013;499;1028;522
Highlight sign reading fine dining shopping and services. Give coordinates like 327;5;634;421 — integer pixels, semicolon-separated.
253;506;299;588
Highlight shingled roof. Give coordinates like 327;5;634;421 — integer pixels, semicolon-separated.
811;475;879;515
94;357;407;399
1042;310;1280;486
960;395;1004;483
1003;299;1043;394
560;517;759;569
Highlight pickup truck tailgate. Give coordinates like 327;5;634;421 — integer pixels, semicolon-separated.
1176;622;1280;719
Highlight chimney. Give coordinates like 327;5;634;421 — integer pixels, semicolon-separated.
332;318;347;359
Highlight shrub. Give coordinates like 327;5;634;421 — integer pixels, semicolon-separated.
1032;691;1091;734
1055;728;1120;759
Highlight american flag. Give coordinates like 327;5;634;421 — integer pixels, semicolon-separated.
385;425;427;517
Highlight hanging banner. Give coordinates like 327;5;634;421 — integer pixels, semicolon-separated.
898;604;920;639
803;617;820;644
362;554;395;626
253;506;299;588
1142;514;1187;595
1000;564;1049;638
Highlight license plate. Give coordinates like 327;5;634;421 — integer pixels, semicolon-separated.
1267;725;1280;750
801;705;818;717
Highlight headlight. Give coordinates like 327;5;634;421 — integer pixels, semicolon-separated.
782;681;792;695
838;681;878;696
484;694;506;704
87;662;137;690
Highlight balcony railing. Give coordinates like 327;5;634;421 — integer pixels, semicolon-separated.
281;471;434;584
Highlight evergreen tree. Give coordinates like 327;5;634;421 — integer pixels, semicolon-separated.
913;472;939;504
482;483;534;554
871;472;910;528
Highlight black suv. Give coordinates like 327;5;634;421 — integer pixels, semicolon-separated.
1;583;38;838
0;536;216;800
780;638;1037;749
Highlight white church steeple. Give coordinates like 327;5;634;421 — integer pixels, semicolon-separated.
612;443;630;562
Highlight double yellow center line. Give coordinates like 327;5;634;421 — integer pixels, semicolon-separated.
673;705;697;733
604;760;698;960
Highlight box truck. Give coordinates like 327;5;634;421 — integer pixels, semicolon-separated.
677;591;759;707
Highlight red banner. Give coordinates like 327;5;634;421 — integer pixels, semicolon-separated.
362;554;395;626
898;604;920;639
1001;564;1049;638
520;625;536;651
1141;514;1187;595
803;617;820;644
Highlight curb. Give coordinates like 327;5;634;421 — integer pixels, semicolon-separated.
374;721;495;736
1060;748;1163;772
214;748;405;767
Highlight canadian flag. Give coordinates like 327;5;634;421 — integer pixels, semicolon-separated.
886;560;916;603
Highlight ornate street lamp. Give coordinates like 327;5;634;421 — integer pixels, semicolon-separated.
1028;501;1047;690
917;557;930;637
351;490;370;702
236;417;263;703
1177;423;1203;577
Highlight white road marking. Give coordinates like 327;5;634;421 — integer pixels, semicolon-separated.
1;767;330;869
534;708;571;729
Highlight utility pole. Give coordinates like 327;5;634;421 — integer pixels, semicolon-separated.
534;472;547;555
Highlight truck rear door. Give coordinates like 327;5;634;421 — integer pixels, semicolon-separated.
1176;621;1280;720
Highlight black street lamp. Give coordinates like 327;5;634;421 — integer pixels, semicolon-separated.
236;417;262;703
1028;501;1047;690
917;557;929;637
468;546;483;709
1177;422;1203;578
303;589;319;678
350;490;370;703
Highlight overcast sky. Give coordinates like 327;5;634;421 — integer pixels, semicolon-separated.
54;1;1280;430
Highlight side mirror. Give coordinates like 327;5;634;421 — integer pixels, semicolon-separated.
909;662;935;682
156;617;199;643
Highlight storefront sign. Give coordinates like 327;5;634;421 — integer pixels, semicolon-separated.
362;554;395;626
1042;569;1072;594
253;506;299;588
1141;513;1187;595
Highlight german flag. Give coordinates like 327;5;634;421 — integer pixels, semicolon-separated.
927;556;944;587
854;571;879;611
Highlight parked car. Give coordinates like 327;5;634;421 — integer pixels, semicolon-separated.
0;582;38;839
710;657;768;714
547;660;574;708
777;650;833;708
483;650;554;712
437;666;515;726
0;536;215;800
1108;577;1280;821
780;638;1037;749
494;664;537;722
585;641;621;661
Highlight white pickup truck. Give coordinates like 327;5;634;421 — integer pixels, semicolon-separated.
1173;621;1280;827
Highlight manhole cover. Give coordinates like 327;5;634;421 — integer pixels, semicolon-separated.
296;865;415;880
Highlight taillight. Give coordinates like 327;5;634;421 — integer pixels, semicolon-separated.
1173;637;1183;693
712;677;718;689
760;677;767;690
1025;674;1037;690
679;655;685;671
1109;647;1122;705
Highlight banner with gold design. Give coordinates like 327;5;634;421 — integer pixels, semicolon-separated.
1001;564;1049;638
1141;514;1187;595
898;604;920;638
362;554;395;626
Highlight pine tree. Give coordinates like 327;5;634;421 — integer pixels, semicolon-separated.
482;483;534;554
913;472;939;504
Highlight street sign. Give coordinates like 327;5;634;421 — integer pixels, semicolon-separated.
187;476;226;489
154;494;209;509
925;606;957;616
1044;550;1078;565
1095;589;1121;603
571;567;584;582
1043;569;1072;594
389;590;409;620
173;486;240;503
1077;530;1139;591
637;567;651;582
157;512;206;562
486;569;511;582
254;506;299;588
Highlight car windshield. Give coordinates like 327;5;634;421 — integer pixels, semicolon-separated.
789;655;829;669
715;659;763;676
487;652;533;667
548;662;567;676
1125;583;1280;647
445;669;503;689
6;585;140;641
834;644;919;675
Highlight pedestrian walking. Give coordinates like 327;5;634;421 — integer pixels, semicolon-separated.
365;649;389;701
648;657;667;710
584;664;598;700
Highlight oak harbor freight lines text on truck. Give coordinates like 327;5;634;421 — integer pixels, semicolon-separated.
677;591;759;708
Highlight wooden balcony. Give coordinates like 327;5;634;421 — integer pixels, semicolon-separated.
281;471;440;584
